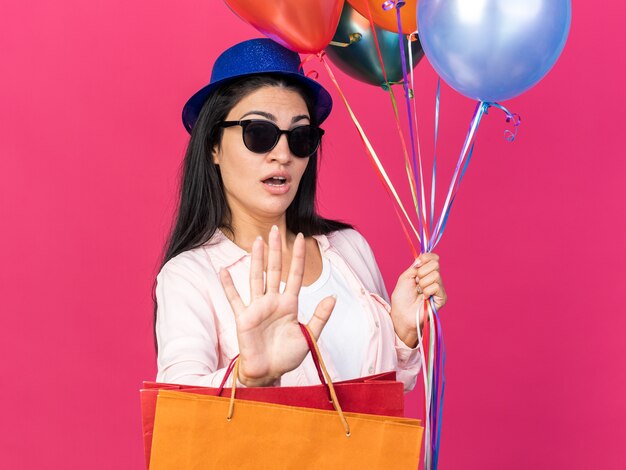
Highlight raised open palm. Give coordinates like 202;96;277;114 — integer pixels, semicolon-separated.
219;226;336;387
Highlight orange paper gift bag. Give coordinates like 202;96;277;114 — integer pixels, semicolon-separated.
149;325;423;469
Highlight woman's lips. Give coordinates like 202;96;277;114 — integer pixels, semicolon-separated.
260;172;291;195
261;179;291;195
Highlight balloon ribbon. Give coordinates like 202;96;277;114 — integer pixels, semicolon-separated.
313;52;421;256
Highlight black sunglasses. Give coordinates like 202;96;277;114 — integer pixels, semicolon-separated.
219;119;324;158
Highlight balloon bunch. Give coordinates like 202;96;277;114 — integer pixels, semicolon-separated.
224;1;571;469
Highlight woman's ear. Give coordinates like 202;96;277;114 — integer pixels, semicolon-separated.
212;146;219;165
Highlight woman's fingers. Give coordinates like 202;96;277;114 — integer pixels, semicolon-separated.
250;236;265;300
422;281;443;298
266;226;282;294
417;271;440;292
399;252;445;301
307;295;337;340
415;265;447;304
398;255;439;280
414;252;439;266
284;233;306;296
220;268;245;314
416;259;440;278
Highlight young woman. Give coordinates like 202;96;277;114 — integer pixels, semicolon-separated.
153;38;447;392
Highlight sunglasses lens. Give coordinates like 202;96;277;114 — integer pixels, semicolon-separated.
238;121;322;158
243;121;279;153
289;126;321;158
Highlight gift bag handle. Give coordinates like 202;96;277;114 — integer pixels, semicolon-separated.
226;323;351;437
217;323;332;401
298;323;332;400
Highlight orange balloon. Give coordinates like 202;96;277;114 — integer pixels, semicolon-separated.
224;0;345;54
347;0;417;35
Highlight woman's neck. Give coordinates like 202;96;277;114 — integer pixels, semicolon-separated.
223;213;295;253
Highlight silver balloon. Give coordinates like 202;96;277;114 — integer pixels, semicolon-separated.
417;0;572;102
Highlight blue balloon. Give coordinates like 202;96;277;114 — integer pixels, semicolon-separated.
417;0;572;102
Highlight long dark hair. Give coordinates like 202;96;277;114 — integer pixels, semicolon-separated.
151;75;352;351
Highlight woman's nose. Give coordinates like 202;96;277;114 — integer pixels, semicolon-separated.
267;133;293;164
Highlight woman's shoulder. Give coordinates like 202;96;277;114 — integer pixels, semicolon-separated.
158;229;247;280
158;234;225;281
157;247;212;283
325;227;363;242
325;227;374;255
323;228;381;276
324;227;388;297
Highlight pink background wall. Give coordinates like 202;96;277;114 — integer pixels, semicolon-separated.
1;1;624;468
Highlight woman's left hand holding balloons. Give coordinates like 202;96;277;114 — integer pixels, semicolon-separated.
390;253;447;348
223;0;345;53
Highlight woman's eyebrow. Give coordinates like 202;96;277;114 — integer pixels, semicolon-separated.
291;114;310;124
238;111;311;124
240;110;276;121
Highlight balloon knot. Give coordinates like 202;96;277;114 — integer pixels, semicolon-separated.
484;102;522;142
300;53;323;75
382;0;406;10
328;34;361;49
381;80;404;91
504;113;521;142
349;32;362;44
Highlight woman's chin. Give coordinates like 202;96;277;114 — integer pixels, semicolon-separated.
254;194;296;218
